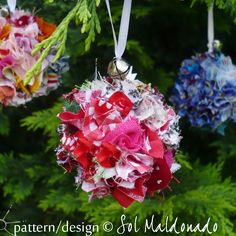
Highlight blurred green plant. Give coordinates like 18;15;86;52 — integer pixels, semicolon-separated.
191;0;236;23
0;1;236;236
25;0;101;85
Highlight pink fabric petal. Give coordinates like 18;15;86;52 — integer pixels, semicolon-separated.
164;150;174;168
116;161;135;181
126;154;153;174
103;118;144;152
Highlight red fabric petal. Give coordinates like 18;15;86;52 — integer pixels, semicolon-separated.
74;153;92;169
112;188;135;208
56;149;76;173
0;49;10;56
117;175;149;202
146;127;164;158
63;88;79;102
94;99;112;115
91;186;110;200
96;143;121;168
14;15;32;27
58;110;85;128
146;159;172;196
72;132;95;169
109;91;133;117
75;131;94;149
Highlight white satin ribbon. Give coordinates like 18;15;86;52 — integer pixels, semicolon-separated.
105;0;132;59
7;0;16;13
207;1;214;52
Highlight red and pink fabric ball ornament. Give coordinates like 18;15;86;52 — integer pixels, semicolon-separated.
0;4;68;106
56;60;181;208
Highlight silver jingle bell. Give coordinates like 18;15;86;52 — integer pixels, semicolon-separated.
107;58;130;80
0;7;10;18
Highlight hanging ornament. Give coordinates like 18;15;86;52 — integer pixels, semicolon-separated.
0;0;69;106
171;1;236;133
55;0;181;208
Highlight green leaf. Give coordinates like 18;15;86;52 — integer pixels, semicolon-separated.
21;101;62;151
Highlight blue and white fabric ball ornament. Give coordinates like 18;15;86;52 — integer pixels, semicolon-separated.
170;46;236;133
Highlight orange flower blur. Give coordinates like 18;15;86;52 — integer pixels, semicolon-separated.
0;25;11;41
36;17;56;42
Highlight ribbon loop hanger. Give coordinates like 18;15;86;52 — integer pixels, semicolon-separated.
7;0;16;13
207;1;214;52
105;0;132;59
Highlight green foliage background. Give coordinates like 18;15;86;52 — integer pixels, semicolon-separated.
0;0;236;235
